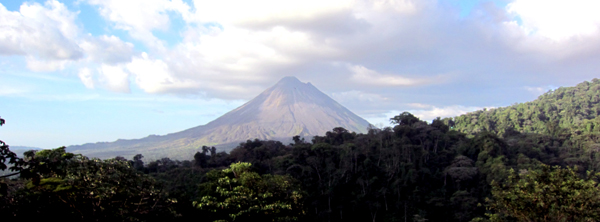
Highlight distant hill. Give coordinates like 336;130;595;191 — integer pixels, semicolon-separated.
451;78;600;138
7;146;43;157
67;76;371;160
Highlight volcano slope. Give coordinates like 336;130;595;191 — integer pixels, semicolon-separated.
67;76;371;159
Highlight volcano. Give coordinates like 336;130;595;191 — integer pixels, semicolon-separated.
67;76;371;159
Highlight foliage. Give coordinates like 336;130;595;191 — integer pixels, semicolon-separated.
194;162;304;221
1;117;28;196
485;164;600;222
453;79;600;142
4;147;176;221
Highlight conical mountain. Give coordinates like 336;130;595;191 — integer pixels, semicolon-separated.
179;76;370;140
67;76;371;159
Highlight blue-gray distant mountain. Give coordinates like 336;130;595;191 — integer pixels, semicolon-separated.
9;146;43;157
67;76;371;159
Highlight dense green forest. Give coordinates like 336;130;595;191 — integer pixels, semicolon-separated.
3;79;600;221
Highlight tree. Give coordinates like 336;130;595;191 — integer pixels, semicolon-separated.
194;162;304;221
6;147;176;221
0;117;27;196
132;154;144;171
485;164;600;222
0;117;25;176
390;112;420;126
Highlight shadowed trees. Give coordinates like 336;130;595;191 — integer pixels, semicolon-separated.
3;147;176;221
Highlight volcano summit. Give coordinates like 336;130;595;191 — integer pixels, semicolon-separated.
68;76;371;159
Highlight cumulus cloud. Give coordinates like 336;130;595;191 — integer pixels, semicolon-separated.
127;52;198;94
0;1;138;73
348;65;431;86
5;0;600;124
0;1;83;71
507;0;600;41
0;1;142;93
98;64;130;93
181;0;355;25
87;0;189;50
79;0;598;105
79;35;134;64
26;57;70;72
80;0;448;98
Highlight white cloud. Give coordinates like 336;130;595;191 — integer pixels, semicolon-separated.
524;85;559;97
178;26;297;72
349;65;429;86
79;35;134;64
184;0;420;27
331;90;388;103
363;109;402;128
4;0;600;123
25;57;70;72
126;52;198;93
507;0;600;41
64;0;448;97
98;64;130;93
89;0;189;31
371;0;418;14
87;0;190;50
0;1;142;90
183;0;353;25
151;24;340;97
77;0;430;97
0;1;83;60
406;103;432;109
524;86;545;95
410;105;490;122
78;67;95;89
79;0;594;101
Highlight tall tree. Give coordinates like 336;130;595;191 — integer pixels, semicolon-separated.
485;164;600;222
195;162;304;222
0;117;27;195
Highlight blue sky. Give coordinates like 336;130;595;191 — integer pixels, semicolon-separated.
1;0;600;148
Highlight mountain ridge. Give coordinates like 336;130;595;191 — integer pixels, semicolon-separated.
67;76;371;159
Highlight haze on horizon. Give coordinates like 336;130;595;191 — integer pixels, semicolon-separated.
2;0;600;148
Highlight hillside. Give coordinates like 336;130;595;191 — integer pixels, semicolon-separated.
67;76;371;160
452;78;600;138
